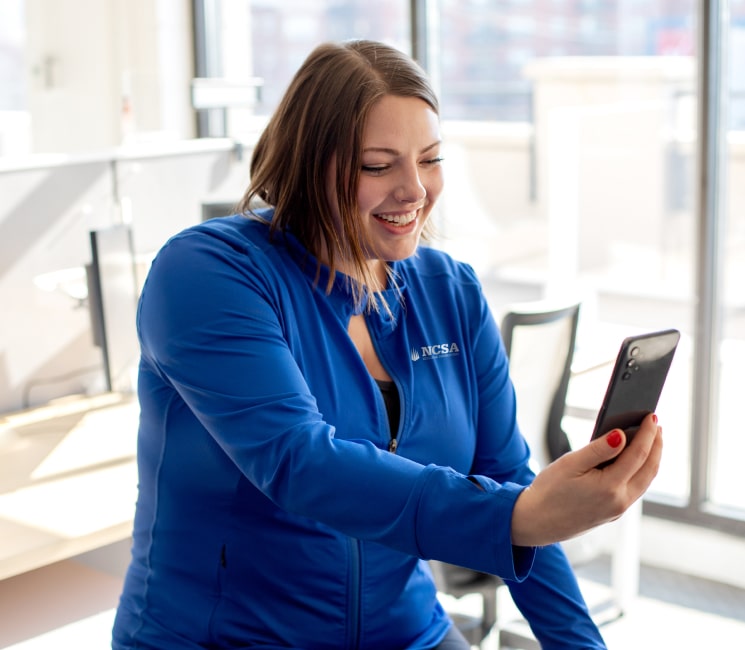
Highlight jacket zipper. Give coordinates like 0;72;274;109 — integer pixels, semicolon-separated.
386;377;402;454
382;381;401;454
367;324;401;454
388;436;398;453
347;537;362;649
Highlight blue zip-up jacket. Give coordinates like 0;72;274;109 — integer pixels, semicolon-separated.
112;212;605;649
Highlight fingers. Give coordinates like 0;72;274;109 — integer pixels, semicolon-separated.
556;427;627;476
587;428;626;468
624;419;663;498
598;413;663;509
605;413;661;476
511;414;663;547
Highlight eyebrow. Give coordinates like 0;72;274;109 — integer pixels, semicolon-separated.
362;141;441;156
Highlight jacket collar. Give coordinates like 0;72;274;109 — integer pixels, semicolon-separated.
280;226;405;333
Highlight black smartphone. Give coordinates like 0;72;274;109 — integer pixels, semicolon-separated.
590;328;680;461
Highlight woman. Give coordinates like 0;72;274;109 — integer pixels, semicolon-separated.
112;40;661;649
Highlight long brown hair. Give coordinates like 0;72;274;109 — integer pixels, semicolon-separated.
238;39;439;311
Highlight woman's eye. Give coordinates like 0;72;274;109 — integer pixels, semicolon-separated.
361;157;442;174
361;165;388;174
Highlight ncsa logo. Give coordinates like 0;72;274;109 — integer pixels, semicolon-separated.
410;342;461;361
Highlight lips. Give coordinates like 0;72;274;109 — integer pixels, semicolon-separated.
373;210;419;226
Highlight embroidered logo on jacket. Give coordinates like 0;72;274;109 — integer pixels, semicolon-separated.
410;342;461;361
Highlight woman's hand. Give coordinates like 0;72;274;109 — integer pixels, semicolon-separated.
511;412;662;547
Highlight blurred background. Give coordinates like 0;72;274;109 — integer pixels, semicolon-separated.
1;1;744;647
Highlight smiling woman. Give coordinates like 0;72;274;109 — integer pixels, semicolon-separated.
111;39;663;650
341;94;444;285
241;40;443;309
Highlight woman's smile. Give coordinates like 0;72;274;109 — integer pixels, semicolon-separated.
373;209;421;228
357;95;443;263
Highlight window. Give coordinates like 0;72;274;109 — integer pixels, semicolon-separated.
194;0;410;139
250;0;409;112
427;0;745;532
707;14;745;516
0;0;29;156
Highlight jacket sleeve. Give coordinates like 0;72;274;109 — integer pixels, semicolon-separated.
502;544;607;649
136;229;534;582
465;272;606;649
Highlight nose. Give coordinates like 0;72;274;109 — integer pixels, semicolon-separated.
394;164;427;204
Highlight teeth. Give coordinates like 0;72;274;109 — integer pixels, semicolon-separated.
376;211;417;226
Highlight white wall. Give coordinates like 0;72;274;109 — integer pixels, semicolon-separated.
24;0;195;153
641;517;745;591
0;139;250;412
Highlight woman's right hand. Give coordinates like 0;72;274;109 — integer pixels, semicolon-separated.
510;412;663;547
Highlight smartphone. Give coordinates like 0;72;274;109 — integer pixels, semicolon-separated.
590;328;680;462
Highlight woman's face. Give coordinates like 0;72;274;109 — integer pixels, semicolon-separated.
328;94;444;278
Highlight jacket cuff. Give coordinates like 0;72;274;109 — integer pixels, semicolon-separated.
470;476;536;581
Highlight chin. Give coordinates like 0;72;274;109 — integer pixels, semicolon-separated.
385;244;420;262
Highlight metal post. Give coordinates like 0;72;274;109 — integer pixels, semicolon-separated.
690;0;728;513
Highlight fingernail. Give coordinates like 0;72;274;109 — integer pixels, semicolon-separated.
607;430;623;448
652;414;658;424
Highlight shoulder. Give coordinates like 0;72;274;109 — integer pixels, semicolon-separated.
394;245;490;325
399;244;481;287
180;211;274;253
138;210;297;330
152;211;283;269
140;211;300;309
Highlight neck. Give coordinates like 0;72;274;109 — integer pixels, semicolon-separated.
317;242;388;292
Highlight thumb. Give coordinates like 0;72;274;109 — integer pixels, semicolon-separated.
591;429;626;468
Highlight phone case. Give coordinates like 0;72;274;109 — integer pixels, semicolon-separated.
591;328;680;444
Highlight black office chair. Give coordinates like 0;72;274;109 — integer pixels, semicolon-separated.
499;301;580;470
431;300;581;649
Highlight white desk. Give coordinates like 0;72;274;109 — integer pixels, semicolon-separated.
0;393;138;580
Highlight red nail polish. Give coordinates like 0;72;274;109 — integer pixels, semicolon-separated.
607;430;623;448
652;414;658;424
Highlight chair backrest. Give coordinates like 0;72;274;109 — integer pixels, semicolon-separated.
500;301;581;470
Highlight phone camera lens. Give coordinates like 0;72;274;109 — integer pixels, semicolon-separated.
630;346;640;357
